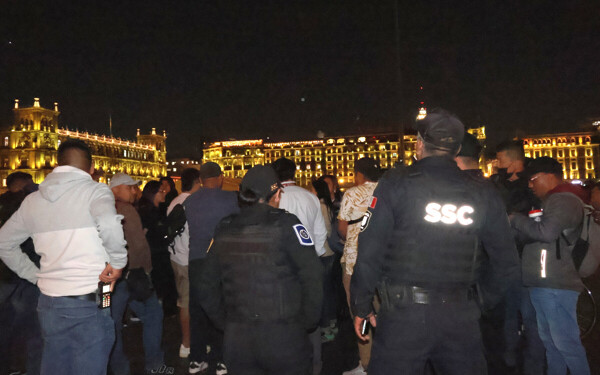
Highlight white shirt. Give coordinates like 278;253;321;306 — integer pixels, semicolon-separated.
279;181;327;256
167;192;191;266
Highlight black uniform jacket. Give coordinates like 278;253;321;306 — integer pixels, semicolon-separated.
351;156;520;318
194;203;323;330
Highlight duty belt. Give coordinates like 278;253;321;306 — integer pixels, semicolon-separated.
385;285;473;306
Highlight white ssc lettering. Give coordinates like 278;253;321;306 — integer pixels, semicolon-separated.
424;202;474;226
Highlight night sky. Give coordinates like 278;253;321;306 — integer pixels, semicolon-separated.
1;1;598;158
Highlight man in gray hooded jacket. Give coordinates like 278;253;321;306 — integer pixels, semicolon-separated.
0;140;127;375
510;156;590;375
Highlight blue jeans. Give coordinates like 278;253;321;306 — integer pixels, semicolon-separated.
37;293;115;375
109;279;164;375
529;287;590;375
502;284;545;374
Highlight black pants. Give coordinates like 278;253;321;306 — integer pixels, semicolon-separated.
224;321;311;375
189;258;224;364
369;301;487;375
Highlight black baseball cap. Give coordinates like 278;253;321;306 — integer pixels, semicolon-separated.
457;132;482;160
240;165;282;198
416;108;465;152
525;156;563;178
199;162;222;179
354;157;382;181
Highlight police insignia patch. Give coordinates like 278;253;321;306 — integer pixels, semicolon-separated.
293;224;314;246
360;211;372;232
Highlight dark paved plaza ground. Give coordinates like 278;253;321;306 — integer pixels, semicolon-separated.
122;275;600;375
121;304;600;375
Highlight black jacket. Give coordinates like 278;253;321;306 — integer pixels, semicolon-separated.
351;157;520;317
195;203;323;330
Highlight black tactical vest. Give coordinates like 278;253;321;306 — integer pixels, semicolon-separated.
214;208;303;323
384;165;486;289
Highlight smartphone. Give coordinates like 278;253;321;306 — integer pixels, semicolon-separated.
361;319;370;336
98;281;111;309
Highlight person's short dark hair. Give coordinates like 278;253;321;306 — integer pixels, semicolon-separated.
416;108;464;153
181;168;200;192
457;132;482;162
199;162;222;180
142;180;161;202
272;158;296;182
354;157;382;182
6;172;32;189
496;140;525;161
57;139;92;170
525;157;563;179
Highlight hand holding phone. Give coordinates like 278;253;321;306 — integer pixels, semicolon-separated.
98;281;111;309
361;319;370;336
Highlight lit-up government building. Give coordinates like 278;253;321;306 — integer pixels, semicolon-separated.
0;98;167;186
521;130;600;180
203;122;600;187
202;126;486;189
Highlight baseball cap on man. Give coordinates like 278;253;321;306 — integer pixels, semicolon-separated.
199;162;222;179
525;156;563;178
109;173;141;189
416;108;465;152
240;165;282;199
355;157;382;181
457;132;482;160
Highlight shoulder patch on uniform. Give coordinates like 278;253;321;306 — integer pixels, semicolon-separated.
369;197;378;209
292;224;314;246
360;211;372;232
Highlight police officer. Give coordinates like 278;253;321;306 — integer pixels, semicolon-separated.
350;109;520;375
194;165;323;375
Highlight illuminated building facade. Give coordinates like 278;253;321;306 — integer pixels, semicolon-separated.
204;134;403;188
522;131;600;180
203;126;489;187
0;98;167;186
203;126;600;187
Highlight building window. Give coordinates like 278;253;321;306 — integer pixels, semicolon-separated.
295;150;301;156
587;161;593;170
586;148;593;157
571;162;578;170
570;149;577;158
557;149;564;158
3;137;7;147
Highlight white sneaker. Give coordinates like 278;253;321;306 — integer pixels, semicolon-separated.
342;363;367;375
216;362;228;375
188;361;209;374
179;344;190;358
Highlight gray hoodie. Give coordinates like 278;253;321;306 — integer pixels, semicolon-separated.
0;165;127;296
511;191;584;292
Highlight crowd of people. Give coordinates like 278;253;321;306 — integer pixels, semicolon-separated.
0;108;598;375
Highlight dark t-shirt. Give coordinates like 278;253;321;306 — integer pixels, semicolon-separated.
184;188;239;260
